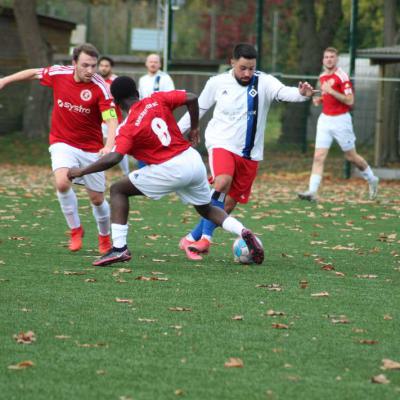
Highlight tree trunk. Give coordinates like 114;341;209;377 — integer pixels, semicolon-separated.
279;0;343;147
13;0;53;138
382;0;400;163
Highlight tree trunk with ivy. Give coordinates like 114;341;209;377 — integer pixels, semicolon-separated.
13;0;52;138
278;0;343;148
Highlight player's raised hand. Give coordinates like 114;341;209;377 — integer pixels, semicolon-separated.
188;127;200;147
298;81;315;97
68;167;83;180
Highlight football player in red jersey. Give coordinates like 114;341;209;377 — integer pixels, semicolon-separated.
0;44;119;254
298;47;379;202
68;76;264;267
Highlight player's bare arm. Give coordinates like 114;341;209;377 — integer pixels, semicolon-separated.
68;152;124;179
321;81;354;106
185;92;200;146
0;68;41;89
100;113;119;155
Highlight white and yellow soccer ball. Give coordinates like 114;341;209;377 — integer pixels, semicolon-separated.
232;236;263;264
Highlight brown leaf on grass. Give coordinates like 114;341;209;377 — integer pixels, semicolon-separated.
352;327;366;333
272;323;289;329
115;279;127;284
117;268;132;273
359;339;379;345
331;318;350;324
9;236;26;240
115;298;133;304
152;259;166;262
231;315;244;320
266;310;286;317
135;276;169;281
174;389;185;396
321;264;335;271
169;307;191;312
311;291;329;297
356;274;378;279
299;280;308;289
84;278;97;283
76;341;108;348
256;283;282;291
138;318;157;323
55;335;71;340
64;271;86;276
8;360;34;370
151;271;165;275
335;271;345;277
381;359;400;370
332;245;356;251
371;374;390;384
13;331;36;344
146;234;161;240
224;357;244;368
383;314;393;320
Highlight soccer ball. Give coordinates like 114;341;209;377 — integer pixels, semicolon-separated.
232;236;263;264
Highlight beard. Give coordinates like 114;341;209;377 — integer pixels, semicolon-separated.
234;76;252;87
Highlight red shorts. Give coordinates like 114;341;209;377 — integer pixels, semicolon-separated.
208;148;258;204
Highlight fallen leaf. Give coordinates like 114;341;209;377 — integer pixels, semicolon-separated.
84;278;97;283
383;314;393;320
96;369;106;375
335;271;345;277
224;357;244;368
371;374;390;384
117;268;132;273
381;359;400;370
174;389;185;396
76;341;108;348
64;271;86;276
321;264;335;271
115;298;133;304
299;280;308;289
152;259;166;262
266;310;286;317
231;315;244;320
272;323;289;329
331;318;350;324
135;276;169;281
55;335;71;340
256;283;282;291
8;360;34;370
13;331;36;344
311;291;329;297
138;318;157;323
356;274;378;279
169;307;191;312
359;339;378;345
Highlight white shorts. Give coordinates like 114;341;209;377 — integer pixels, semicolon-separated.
315;113;356;152
129;147;211;205
49;142;106;193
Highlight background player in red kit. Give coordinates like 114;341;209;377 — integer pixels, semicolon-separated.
298;47;379;201
68;76;264;267
0;43;119;254
98;55;130;175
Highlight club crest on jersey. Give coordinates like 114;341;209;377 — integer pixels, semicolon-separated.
80;89;92;101
249;88;258;98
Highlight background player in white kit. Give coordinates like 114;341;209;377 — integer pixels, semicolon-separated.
67;76;264;267
98;55;130;175
178;43;315;259
0;44;118;254
138;54;175;99
298;47;379;202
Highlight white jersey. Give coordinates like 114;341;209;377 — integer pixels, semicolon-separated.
138;71;175;99
178;69;309;161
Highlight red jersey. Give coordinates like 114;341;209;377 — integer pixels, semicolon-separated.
114;90;190;164
39;65;115;152
320;67;353;116
104;75;123;123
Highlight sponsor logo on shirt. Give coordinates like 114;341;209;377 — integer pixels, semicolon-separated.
80;89;92;101
57;99;90;114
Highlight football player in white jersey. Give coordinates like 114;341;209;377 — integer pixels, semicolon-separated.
178;43;315;260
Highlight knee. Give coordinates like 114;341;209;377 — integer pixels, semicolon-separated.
55;180;71;193
213;177;231;193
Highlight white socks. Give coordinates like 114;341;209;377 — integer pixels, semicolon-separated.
57;189;80;229
112;223;128;248
360;166;375;182
222;216;245;236
309;174;322;194
92;200;111;236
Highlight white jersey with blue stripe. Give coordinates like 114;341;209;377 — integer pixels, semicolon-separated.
178;69;308;161
138;71;175;99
